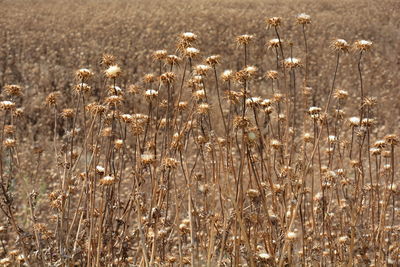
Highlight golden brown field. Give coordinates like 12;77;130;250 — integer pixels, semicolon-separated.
0;0;400;266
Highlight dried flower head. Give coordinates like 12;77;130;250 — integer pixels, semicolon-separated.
75;68;93;80
333;89;349;100
267;38;282;49
184;47;200;58
105;65;121;79
0;101;16;110
74;83;91;94
180;32;197;42
205;55;221;66
165;55;181;66
353;40;372;51
4;84;23;96
144;89;158;101
163;157;178;169
143;73;156;84
331;39;350;52
236;34;254;45
3;138;16;148
197;103;210;114
283;57;302;68
266;70;279;80
194;64;211;76
100;175;116;185
153;49;168;60
221;70;234;82
266;17;282;27
348;116;361;127
101;54;116;66
296;13;311;24
61;108;74;119
45;92;60;106
384;134;399;146
160;72;176;84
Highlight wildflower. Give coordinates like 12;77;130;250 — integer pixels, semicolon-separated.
266;70;278;80
331;39;350;52
348;116;360;127
267;38;282;49
220;70;234;81
160;72;176;84
100;175;116;185
105;65;121;79
180;32;197;42
165;55;181;66
266;17;282;27
184;47;200;58
0;101;16;110
205;55;221;66
3;138;16;148
75;68;93;80
296;13;311;24
101;54;116;66
283;57;302;68
353;40;372;51
141;153;155;165
144;89;158;101
194;64;211;76
152;49;167;60
45;92;60;106
236;34;254;45
4;84;23;96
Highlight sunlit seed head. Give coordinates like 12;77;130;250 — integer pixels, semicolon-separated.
194;64;211;76
221;70;234;82
184;47;200;58
266;70;279;80
105;65;121;79
267;38;282;49
333;89;349;99
0;101;16;110
165;54;181;66
331;39;350;52
296;13;311;24
236;34;254;45
3;138;16;148
205;55;221;66
245;97;262;107
354;40;372;51
143;73;156;84
100;175;116;185
96;165;105;174
197;103;210;114
348;116;361;127
75;68;93;80
266;17;282;27
153;49;168;60
283;57;302;68
144;89;158;101
180;32;197;42
193;89;206;100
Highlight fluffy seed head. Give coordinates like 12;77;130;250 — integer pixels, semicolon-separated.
3;138;16;148
180;32;197;42
153;49;168;60
331;39;350;52
105;65;121;79
236;34;254;45
75;68;93;80
266;70;279;80
354;40;372;51
283;57;302;68
267;38;282;48
205;55;221;66
100;175;116;185
184;47;200;58
296;13;311;24
0;101;16;110
221;70;234;81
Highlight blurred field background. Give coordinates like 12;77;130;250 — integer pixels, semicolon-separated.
0;0;400;266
